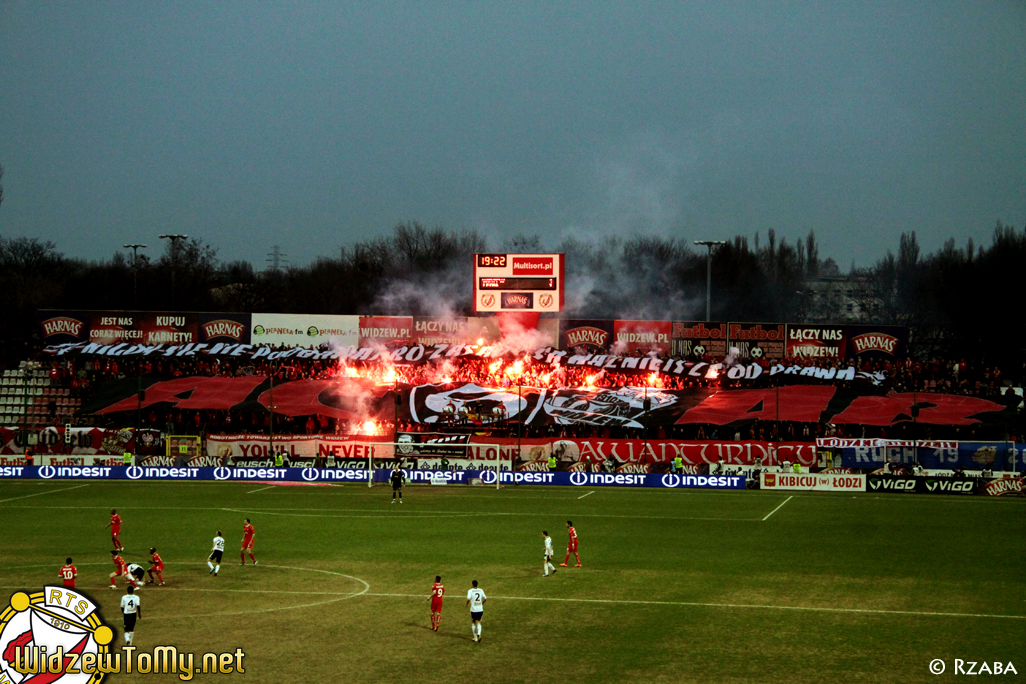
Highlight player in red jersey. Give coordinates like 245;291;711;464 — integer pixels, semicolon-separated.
560;519;581;567
147;547;166;585
105;508;124;551
430;575;445;631
240;518;257;566
109;550;127;589
59;558;77;589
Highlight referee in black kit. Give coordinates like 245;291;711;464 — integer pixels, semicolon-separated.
390;466;405;503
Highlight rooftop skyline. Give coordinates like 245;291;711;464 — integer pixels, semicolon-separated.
1;2;1023;266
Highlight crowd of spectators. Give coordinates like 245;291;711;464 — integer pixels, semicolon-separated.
11;346;1023;444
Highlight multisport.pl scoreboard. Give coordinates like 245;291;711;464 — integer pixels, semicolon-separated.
473;254;565;313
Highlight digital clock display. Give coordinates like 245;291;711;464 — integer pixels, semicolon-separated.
476;254;507;268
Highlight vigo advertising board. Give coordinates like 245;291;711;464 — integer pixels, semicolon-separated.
867;475;977;495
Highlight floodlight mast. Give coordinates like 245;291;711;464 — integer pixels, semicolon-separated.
694;240;726;322
158;234;188;309
123;244;147;308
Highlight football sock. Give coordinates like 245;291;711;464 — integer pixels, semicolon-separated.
240;552;245;563
156;572;163;583
207;561;214;571
249;553;255;562
215;564;220;573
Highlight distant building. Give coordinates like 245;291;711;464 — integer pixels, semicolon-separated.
798;275;881;324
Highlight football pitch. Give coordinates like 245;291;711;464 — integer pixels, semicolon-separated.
1;480;1023;683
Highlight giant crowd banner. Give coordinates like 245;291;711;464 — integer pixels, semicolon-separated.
76;376;1014;429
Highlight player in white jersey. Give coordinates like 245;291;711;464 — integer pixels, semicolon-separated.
465;580;487;643
126;562;145;589
542;531;557;577
207;530;226;576
120;585;141;644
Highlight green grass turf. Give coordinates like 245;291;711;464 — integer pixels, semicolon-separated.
0;480;1023;683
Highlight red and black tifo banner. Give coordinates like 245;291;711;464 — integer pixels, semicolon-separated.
79;377;1013;428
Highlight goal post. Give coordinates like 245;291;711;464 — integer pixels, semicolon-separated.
166;435;202;465
363;441;516;489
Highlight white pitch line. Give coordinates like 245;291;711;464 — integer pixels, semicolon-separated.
0;484;90;504
247;485;276;494
361;593;1026;621
762;496;793;521
0;504;761;522
577;490;595;500
160;564;371;619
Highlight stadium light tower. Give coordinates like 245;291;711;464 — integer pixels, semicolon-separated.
158;234;188;310
123;244;147;308
694;240;726;322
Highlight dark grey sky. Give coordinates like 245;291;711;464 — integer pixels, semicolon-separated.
1;1;1023;268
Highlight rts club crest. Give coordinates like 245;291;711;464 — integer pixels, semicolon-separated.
0;587;113;684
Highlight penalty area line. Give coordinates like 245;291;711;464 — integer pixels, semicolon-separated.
0;484;90;504
361;593;1025;621
247;485;276;494
577;491;595;500
762;496;793;521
